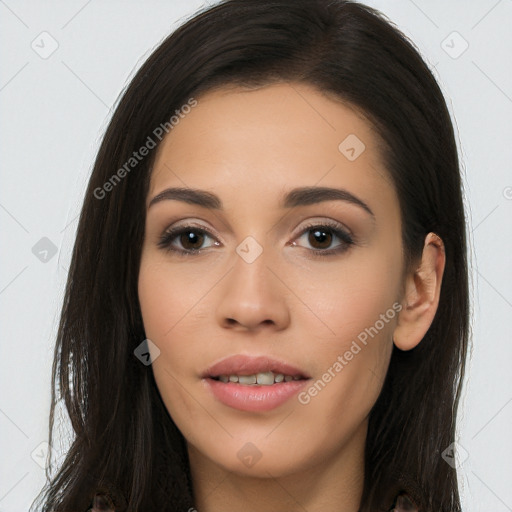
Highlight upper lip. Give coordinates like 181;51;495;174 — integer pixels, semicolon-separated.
203;355;310;379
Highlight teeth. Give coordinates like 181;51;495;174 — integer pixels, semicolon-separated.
256;372;274;385
216;371;301;385
238;375;257;385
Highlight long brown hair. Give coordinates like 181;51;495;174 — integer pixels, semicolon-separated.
33;1;469;510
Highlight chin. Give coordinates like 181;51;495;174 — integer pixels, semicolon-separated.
187;432;327;479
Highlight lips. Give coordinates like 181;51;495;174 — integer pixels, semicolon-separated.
202;355;311;412
203;354;310;380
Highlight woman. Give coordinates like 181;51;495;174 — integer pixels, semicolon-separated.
33;0;469;511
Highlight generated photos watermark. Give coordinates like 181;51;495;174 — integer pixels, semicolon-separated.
298;302;402;405
94;97;198;200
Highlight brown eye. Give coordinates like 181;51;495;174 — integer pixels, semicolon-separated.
293;222;354;256
177;230;206;250
158;225;220;255
308;228;333;250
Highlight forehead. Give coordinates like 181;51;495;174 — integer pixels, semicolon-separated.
149;82;395;211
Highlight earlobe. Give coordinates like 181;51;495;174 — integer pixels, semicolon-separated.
393;232;445;351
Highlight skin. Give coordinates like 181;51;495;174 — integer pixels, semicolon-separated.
138;82;445;511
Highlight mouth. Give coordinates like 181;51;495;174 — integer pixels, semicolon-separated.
202;355;311;412
211;371;305;385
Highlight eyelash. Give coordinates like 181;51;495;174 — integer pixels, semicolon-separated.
157;221;355;258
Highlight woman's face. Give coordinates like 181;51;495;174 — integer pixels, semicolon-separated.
138;82;405;478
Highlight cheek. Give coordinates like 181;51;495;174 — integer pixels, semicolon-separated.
292;246;401;417
138;258;191;399
138;257;212;352
137;256;222;432
290;277;398;461
138;259;210;438
294;242;402;341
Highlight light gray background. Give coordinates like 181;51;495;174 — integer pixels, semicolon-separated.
1;1;511;510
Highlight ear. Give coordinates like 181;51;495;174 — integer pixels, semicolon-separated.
393;232;445;351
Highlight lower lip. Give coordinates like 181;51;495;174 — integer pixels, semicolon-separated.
204;378;309;412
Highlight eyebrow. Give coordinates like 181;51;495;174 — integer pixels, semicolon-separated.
148;186;374;217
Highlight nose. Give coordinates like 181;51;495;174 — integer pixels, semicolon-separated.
215;246;291;333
